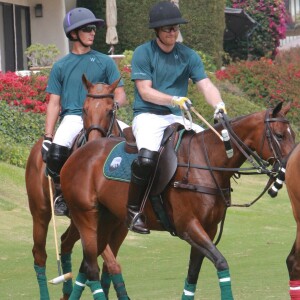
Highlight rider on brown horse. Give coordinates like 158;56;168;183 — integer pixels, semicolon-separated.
126;0;227;234
41;7;127;216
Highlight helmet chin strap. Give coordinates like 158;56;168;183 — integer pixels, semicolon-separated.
76;31;90;48
70;30;90;48
155;29;168;46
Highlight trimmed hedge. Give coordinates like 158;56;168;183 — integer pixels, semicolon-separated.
0;101;45;167
77;0;225;67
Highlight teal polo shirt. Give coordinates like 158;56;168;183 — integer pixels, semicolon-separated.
131;40;207;117
46;50;123;118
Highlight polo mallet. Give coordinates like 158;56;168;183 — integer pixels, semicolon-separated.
47;175;73;285
189;106;233;158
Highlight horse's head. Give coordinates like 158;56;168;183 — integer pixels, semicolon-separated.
246;102;295;165
82;74;121;140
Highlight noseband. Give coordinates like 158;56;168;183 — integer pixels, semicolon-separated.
221;109;290;175
84;92;118;139
263;110;290;163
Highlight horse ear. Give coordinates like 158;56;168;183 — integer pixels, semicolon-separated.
109;77;122;92
272;101;283;117
280;101;292;116
82;74;93;91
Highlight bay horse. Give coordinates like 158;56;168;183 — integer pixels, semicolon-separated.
25;75;129;300
60;102;295;299
285;142;300;299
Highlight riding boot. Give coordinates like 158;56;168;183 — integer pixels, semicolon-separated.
126;148;158;234
127;180;150;234
53;181;69;216
46;143;70;216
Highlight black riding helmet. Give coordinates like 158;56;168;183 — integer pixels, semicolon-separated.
148;1;188;29
63;7;104;40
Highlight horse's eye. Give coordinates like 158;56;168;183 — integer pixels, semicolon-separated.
275;133;283;141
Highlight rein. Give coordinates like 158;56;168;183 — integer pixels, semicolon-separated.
177;109;289;207
219;110;289;207
84;92;120;138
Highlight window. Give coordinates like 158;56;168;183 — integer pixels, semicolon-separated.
0;2;31;72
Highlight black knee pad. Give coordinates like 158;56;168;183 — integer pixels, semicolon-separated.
131;148;159;184
46;144;70;181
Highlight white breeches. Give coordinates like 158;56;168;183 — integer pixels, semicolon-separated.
132;113;203;152
53;115;129;148
53;115;83;148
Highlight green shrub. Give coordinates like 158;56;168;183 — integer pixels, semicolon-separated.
0;101;45;167
0;101;45;145
25;43;60;67
196;51;217;73
216;47;300;137
0;135;30;168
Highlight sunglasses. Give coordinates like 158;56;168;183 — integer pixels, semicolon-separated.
80;25;97;33
160;25;180;33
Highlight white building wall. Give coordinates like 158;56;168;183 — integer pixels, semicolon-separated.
2;0;72;61
30;0;69;58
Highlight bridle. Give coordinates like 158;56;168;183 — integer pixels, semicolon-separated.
262;111;290;163
220;109;290;175
83;92;119;139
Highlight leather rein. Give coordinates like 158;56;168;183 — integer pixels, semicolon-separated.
172;109;290;245
84;92;119;139
176;109;290;207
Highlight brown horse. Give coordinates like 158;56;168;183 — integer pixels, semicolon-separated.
25;75;128;300
60;102;295;299
285;142;300;299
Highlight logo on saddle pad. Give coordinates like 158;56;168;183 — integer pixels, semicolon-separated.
104;142;136;182
103;139;178;196
109;157;122;171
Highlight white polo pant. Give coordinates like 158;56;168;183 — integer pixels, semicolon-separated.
53;115;83;148
53;115;130;148
132;113;203;152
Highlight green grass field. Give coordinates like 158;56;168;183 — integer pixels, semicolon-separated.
0;161;296;299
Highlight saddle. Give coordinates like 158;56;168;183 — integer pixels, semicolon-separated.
122;123;185;196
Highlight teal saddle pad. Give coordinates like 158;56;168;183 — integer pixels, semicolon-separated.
103;141;137;182
103;141;178;235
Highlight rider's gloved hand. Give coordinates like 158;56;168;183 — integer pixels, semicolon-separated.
171;96;192;111
41;136;52;163
213;101;227;121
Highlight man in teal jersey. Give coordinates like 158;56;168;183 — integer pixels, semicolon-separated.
42;7;127;216
126;1;227;234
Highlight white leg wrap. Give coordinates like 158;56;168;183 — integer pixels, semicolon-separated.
183;289;195;296
93;288;103;295
219;277;231;283
75;281;86;287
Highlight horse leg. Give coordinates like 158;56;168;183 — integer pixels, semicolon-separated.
286;235;300;299
100;222;129;300
69;209;106;300
182;246;205;300
59;221;80;300
31;211;51;300
180;219;233;300
286;159;300;299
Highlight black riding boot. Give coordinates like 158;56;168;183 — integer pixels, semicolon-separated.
127;148;158;234
46;143;70;216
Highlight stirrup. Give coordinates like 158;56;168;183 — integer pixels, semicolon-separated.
54;195;69;217
127;210;150;234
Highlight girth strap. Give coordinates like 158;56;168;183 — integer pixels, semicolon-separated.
173;181;231;197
